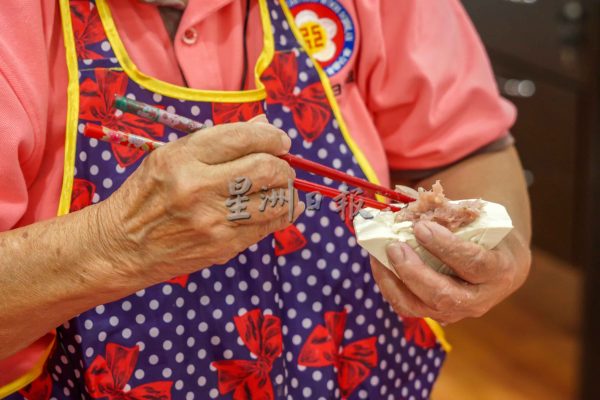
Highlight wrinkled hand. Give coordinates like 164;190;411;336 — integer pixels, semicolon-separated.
371;220;531;324
94;119;303;283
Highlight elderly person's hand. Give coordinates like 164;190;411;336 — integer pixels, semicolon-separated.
95;120;303;283
371;221;531;325
0;118;303;359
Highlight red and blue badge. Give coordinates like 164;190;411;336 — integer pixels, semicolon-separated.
289;0;356;76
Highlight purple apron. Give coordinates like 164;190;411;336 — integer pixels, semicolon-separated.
8;0;447;398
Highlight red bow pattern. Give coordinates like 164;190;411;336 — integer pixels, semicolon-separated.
166;274;189;288
80;70;165;167
212;102;264;125
403;318;437;349
71;3;105;60
212;309;282;400
70;178;96;212
262;52;331;142
18;369;52;400
85;343;172;399
298;309;377;399
273;225;307;256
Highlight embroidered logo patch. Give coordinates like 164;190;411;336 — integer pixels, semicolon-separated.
289;0;356;76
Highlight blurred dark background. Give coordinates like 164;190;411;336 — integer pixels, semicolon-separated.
432;1;600;399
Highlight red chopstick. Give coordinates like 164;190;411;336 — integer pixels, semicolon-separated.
280;154;413;203
294;179;401;212
113;96;414;203
83;124;398;211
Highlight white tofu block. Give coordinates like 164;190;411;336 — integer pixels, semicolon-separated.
353;200;514;276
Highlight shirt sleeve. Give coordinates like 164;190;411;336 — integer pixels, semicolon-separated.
354;0;517;170
0;74;37;230
0;1;49;231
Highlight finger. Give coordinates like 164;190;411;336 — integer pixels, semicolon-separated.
228;200;306;249
370;257;431;318
184;122;291;164
226;189;303;226
386;241;475;315
414;221;500;284
211;153;296;196
255;199;305;235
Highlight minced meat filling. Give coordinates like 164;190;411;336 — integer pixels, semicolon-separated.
395;181;483;232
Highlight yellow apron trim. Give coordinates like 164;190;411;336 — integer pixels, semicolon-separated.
1;2;78;395
279;0;451;352
0;335;56;398
425;318;452;352
255;0;276;89
57;0;81;216
96;0;273;103
278;0;384;203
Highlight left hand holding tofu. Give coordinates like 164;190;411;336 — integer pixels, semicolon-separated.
371;220;531;325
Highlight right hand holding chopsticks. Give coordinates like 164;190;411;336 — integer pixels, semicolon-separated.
93;121;304;283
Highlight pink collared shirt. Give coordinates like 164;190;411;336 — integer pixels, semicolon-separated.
0;0;515;382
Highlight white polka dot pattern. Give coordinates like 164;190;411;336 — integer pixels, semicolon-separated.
19;1;447;399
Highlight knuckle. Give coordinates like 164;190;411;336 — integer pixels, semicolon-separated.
170;174;198;204
185;130;217;158
267;156;289;174
254;155;284;186
224;122;248;140
255;124;282;145
461;247;487;274
426;228;455;250
221;124;252;155
273;156;292;176
255;152;276;167
431;286;458;311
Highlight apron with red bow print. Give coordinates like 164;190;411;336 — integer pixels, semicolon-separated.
6;0;449;399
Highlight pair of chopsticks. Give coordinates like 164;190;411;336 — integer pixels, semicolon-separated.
83;96;414;211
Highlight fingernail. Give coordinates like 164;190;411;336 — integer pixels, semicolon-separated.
414;222;433;243
386;242;407;263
